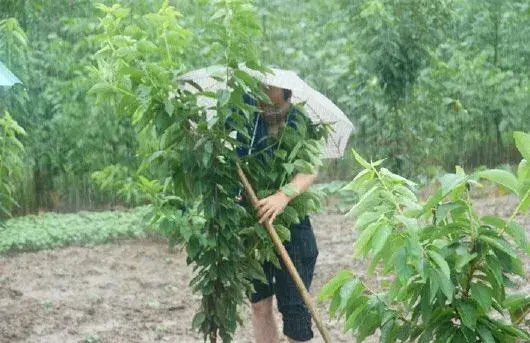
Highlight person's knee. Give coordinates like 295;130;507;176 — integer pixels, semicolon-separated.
279;304;313;342
251;296;273;317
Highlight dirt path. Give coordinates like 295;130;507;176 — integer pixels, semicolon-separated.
1;196;528;343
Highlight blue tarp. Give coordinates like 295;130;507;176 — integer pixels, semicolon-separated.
0;60;21;87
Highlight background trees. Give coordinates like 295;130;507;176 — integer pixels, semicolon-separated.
0;0;528;215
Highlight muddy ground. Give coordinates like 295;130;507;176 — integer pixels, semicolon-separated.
1;195;528;343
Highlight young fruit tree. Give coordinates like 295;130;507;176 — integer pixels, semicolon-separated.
0;111;25;220
320;131;530;342
90;2;327;342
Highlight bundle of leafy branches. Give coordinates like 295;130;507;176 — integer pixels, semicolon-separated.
0;110;25;220
89;2;329;342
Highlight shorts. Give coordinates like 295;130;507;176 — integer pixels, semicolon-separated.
250;216;319;342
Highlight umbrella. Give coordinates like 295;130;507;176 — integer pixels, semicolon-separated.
0;61;21;87
180;66;354;159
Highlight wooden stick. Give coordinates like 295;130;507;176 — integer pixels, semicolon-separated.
236;163;332;343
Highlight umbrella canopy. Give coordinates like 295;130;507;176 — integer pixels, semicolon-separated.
0;61;21;87
179;66;354;159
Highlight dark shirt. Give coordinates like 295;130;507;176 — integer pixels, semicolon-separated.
228;94;314;231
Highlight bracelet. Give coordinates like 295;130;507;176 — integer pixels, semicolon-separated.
280;183;301;198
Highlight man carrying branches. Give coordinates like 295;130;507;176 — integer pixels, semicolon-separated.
230;85;322;343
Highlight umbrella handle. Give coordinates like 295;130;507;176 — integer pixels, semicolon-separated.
236;163;332;343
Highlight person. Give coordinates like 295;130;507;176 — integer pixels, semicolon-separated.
231;85;320;343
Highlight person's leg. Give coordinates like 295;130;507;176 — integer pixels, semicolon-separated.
275;222;319;342
250;262;279;343
251;296;280;343
275;258;316;342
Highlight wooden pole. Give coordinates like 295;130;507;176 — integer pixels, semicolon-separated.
236;163;332;343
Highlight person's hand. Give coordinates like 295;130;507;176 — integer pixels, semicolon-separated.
256;191;290;225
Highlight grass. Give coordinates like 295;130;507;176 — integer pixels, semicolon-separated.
0;206;152;254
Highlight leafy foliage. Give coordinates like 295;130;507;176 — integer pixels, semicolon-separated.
1;0;529;215
0;206;150;253
0;18;27;220
1;2;141;213
320;131;530;342
0;111;26;219
89;2;327;341
260;0;530;178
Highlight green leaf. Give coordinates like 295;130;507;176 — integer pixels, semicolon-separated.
285;139;303;159
394;248;414;283
191;312;206;330
319;270;353;301
342;169;374;193
422;189;444;216
347;185;379;218
136;40;158;53
355;211;380;230
490;318;530;340
437;270;454;302
477;324;496;343
485;255;504;299
354;221;381;257
380;168;415;187
280;206;300;225
435;202;465;223
477;169;520;196
438;173;467;196
352;148;372;169
132;102;150;125
427;250;450;279
457;300;478;329
380;318;397;343
344;297;369;332
180;225;192;242
503;294;530;309
514;131;530;161
396;215;419;231
339;278;363;310
88;82;115;95
455;251;477;273
471;282;493;311
357;307;381;341
329;291;342;318
517;159;530;182
520;187;530;213
428;269;440;303
372;225;392;257
479;235;517;258
481;215;506;229
281;183;299;198
282;163;295;174
503;294;530;325
505;221;528;252
217;89;231;107
274;149;288;160
274;224;291;242
292;159;314;174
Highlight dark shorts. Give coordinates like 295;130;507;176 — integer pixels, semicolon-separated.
250;216;318;342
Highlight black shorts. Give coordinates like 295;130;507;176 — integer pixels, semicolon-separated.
250;216;318;342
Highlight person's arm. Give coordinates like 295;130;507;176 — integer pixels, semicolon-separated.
256;172;317;225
